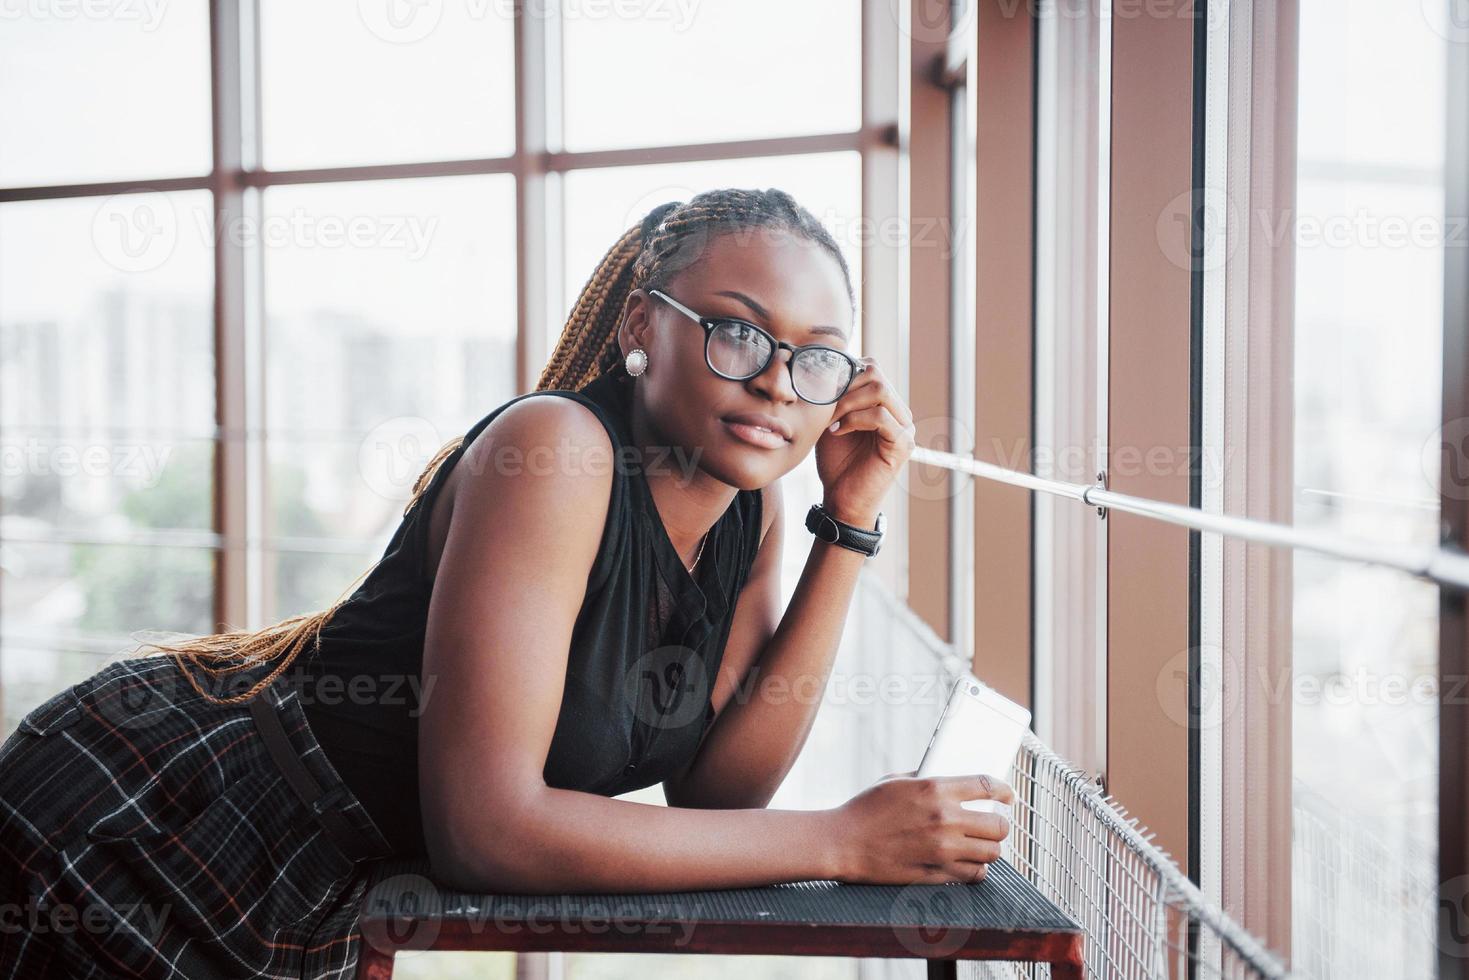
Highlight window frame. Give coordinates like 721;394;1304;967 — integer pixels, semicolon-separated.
0;0;900;702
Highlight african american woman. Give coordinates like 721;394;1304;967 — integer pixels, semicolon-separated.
0;187;1014;979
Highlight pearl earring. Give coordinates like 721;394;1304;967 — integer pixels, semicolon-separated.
624;348;648;377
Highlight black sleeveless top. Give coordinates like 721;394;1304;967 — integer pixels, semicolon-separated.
287;371;764;857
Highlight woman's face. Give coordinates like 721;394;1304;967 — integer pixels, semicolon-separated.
619;228;855;492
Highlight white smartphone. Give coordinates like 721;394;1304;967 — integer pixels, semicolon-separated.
916;672;1032;812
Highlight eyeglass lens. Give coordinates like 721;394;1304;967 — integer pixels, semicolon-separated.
706;320;853;403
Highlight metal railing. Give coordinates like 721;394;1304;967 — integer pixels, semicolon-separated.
910;446;1469;592
965;733;1293;980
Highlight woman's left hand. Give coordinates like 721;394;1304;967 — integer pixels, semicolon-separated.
814;356;916;526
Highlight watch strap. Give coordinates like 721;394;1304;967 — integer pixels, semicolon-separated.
805;503;884;557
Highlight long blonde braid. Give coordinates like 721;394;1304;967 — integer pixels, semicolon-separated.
135;188;853;705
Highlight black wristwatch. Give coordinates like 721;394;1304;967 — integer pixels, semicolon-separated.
805;503;885;557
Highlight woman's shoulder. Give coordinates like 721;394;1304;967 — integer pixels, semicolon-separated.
461;382;624;462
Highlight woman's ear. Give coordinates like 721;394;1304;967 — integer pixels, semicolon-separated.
618;288;656;358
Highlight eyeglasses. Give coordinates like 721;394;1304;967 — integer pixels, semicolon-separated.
647;288;865;406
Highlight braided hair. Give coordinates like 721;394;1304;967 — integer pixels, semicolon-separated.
137;187;854;705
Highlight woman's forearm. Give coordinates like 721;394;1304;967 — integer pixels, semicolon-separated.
672;525;873;809
445;786;844;894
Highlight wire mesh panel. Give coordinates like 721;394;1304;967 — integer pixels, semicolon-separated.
959;734;1292;980
1290;781;1435;980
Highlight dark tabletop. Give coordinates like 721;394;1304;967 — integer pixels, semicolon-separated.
356;856;1083;964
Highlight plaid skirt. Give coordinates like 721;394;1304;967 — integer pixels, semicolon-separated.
0;653;397;979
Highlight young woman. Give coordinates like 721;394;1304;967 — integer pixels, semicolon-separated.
0;188;1013;979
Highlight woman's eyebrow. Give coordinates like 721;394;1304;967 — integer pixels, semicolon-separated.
715;289;849;342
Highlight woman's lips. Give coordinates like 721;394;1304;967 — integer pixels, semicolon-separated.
722;419;789;450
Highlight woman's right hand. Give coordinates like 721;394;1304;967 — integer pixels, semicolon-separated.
827;773;1015;884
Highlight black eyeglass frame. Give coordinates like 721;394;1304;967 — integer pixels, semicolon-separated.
646;288;866;406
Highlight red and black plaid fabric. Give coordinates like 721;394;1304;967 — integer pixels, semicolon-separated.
0;653;396;979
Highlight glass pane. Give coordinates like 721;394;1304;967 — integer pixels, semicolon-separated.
0;192;216;538
259;1;515;170
1;434;215;534
1291;1;1443;976
262;175;516;618
0;8;211;186
0;638;135;740
267;437;420;545
1;540;215;640
269;548;381;623
560;0;861;151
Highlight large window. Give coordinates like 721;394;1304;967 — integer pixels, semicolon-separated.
1290;1;1444;975
1;0;870;727
0;189;217;721
1026;1;1456;975
260;175;519;616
